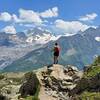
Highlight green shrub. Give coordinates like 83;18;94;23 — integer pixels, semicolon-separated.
84;66;100;78
9;78;23;84
0;74;5;80
92;56;100;66
77;92;100;100
32;84;40;100
84;56;100;78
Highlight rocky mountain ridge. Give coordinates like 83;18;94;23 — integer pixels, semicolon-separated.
0;64;83;100
0;26;100;71
0;56;100;100
2;27;100;72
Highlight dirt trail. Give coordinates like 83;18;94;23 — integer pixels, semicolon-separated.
39;86;56;100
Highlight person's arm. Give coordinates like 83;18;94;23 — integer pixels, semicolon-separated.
51;47;54;52
58;46;61;51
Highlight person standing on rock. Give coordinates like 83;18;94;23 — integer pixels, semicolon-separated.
53;43;60;64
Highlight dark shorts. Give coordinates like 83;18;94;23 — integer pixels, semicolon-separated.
54;52;59;56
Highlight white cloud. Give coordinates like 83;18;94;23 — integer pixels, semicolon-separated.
23;24;35;28
95;37;100;42
79;13;98;21
66;48;77;56
12;14;21;23
19;9;42;23
0;7;58;24
18;7;58;23
0;12;12;21
2;26;16;34
40;7;58;18
55;19;89;33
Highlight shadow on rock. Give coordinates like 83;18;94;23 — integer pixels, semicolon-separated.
19;72;39;98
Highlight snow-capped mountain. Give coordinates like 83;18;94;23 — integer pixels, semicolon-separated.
0;32;27;46
1;27;100;72
26;27;54;44
0;27;56;70
0;32;11;46
0;27;54;46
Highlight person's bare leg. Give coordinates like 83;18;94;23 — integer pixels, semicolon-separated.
54;56;59;64
56;56;59;64
54;56;56;64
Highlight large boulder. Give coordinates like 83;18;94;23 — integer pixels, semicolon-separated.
0;94;7;100
19;72;39;98
36;64;82;99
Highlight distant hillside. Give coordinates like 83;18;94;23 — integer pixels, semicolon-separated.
2;27;100;72
0;27;53;70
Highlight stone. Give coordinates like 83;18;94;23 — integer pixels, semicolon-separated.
51;91;58;98
0;94;7;100
19;72;39;98
36;64;81;100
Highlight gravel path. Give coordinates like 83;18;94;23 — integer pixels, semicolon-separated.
39;86;56;100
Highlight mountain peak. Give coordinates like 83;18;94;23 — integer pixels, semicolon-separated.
84;27;96;33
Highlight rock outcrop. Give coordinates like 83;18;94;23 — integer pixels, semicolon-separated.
0;56;100;100
19;72;39;98
0;94;7;100
0;72;24;100
36;64;83;100
69;56;100;99
0;64;83;100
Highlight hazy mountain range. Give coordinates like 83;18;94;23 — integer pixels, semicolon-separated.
0;27;100;72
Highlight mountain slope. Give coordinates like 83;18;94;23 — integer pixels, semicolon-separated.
70;56;100;99
2;27;100;72
0;27;54;70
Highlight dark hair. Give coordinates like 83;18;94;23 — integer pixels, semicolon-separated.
55;43;58;45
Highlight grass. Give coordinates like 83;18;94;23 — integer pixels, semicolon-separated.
25;96;33;100
8;78;23;84
75;56;100;100
32;84;40;100
0;74;5;80
25;84;40;100
77;91;100;100
84;65;100;78
84;56;100;78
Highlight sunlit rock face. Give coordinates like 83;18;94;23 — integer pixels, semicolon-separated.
36;64;83;100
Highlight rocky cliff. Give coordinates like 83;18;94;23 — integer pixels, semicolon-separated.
0;64;82;100
36;64;83;100
0;56;100;100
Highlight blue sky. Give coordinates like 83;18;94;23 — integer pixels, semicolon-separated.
0;0;100;34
